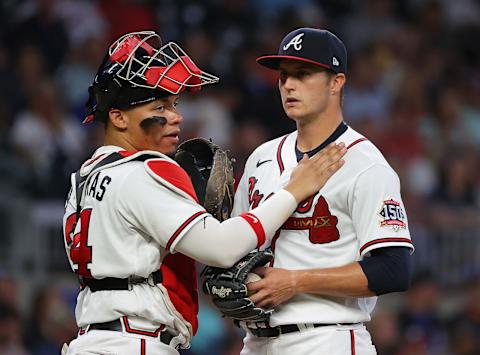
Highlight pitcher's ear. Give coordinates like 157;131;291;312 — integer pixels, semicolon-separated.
331;73;346;95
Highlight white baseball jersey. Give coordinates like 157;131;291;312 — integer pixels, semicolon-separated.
63;145;209;347
233;125;414;326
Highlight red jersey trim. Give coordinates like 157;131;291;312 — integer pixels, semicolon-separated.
276;135;289;174
350;329;356;355
360;238;413;254
83;153;106;167
166;211;209;251
122;316;164;337
118;150;139;157
147;159;199;202
240;212;266;247
140;339;146;355
347;138;368;150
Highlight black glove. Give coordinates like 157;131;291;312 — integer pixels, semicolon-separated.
202;250;273;322
174;137;234;221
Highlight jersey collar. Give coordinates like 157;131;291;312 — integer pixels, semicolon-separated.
81;145;169;177
92;145;125;157
295;122;348;162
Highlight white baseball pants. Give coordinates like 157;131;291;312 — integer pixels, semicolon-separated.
240;323;377;355
65;330;179;355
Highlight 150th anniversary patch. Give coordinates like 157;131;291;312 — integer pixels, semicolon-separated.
379;199;407;231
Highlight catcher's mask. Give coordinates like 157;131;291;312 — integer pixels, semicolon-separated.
83;31;219;124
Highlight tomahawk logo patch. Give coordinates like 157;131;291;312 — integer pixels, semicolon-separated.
379;199;406;231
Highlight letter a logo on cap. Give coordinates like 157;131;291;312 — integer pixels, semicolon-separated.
283;33;305;51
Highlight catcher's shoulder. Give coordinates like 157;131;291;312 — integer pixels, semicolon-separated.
143;157;198;202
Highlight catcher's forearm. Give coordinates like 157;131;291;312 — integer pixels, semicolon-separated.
176;216;258;267
176;190;297;268
242;189;297;240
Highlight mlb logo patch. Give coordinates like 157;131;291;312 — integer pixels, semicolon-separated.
379;199;407;231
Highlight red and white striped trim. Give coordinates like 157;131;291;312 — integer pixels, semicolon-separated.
240;212;266;247
350;329;356;355
347;138;368;150
360;237;413;255
166;211;209;251
276;134;289;174
122;316;164;337
83;153;106;167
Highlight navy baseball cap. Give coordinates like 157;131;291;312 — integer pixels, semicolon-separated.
257;28;347;74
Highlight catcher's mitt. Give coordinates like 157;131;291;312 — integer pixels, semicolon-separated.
174;138;234;221
202;250;273;322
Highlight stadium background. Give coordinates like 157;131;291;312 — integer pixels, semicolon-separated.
0;0;479;354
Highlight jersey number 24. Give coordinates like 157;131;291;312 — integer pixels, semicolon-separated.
64;209;93;277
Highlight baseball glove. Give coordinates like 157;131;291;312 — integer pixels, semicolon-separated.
174;137;234;221
202;250;273;322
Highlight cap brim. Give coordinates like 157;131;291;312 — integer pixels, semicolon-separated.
256;55;332;71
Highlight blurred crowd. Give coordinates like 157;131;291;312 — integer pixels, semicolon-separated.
0;0;479;354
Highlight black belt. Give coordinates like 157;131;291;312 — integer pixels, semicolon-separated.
247;322;359;337
88;319;175;346
80;270;163;292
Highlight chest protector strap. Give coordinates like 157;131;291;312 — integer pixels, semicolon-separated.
73;151;200;333
75;152;160;291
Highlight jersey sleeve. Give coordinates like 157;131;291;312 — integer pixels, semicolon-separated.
351;164;414;256
118;159;209;253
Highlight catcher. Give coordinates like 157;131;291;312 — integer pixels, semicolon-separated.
62;30;347;355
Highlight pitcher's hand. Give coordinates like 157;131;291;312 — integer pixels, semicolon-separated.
247;267;299;308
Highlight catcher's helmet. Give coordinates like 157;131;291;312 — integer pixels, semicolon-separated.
84;31;219;124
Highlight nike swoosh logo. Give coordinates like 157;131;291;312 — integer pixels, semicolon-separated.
256;159;272;168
